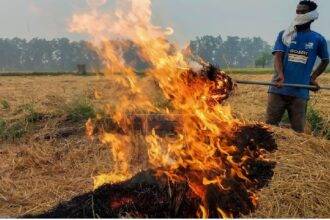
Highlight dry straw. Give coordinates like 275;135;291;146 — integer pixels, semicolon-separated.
0;74;329;217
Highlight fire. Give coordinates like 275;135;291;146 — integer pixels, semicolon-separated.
198;205;208;219
217;208;233;219
70;0;270;218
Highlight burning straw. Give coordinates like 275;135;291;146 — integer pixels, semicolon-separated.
26;123;276;218
23;0;279;218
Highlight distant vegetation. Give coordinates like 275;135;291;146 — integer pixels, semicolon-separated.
0;38;100;72
223;68;274;74
0;37;328;73
0;38;147;73
189;35;273;68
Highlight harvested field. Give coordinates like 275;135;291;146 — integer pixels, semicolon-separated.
0;73;329;218
229;74;330;122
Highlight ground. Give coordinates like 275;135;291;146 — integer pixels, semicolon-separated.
0;73;329;218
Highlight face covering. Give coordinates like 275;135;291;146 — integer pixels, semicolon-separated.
282;10;319;46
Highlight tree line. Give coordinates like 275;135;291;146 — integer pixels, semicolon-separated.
189;35;273;68
0;38;150;72
0;38;102;72
0;36;328;72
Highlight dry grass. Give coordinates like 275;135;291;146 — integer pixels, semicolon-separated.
0;74;329;218
250;128;330;218
0;75;104;116
228;73;330;137
228;73;330;122
0;138;111;217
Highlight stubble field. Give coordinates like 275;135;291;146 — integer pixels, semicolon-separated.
0;73;329;218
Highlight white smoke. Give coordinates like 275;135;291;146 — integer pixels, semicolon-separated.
86;0;107;8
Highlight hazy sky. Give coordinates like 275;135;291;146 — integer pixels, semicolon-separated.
0;0;329;45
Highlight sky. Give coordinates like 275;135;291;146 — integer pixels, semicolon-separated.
0;0;329;45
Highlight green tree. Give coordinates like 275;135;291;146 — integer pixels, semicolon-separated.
190;35;272;68
255;51;273;68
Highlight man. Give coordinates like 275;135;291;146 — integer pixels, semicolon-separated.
266;0;329;132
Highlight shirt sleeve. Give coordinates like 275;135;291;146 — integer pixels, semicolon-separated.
317;37;329;60
272;31;287;54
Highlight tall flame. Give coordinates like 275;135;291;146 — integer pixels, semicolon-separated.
70;0;250;217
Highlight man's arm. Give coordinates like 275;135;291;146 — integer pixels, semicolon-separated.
310;59;329;91
311;36;330;91
274;51;285;87
311;59;329;80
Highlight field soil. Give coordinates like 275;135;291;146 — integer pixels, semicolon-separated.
0;73;329;218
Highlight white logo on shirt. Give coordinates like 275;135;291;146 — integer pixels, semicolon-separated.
305;42;314;50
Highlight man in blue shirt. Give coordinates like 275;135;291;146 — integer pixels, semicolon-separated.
266;0;329;132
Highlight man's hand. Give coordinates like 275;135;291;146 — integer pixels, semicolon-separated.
275;72;285;87
310;79;320;92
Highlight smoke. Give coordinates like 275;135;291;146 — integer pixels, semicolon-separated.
28;1;44;15
164;27;174;36
86;0;107;8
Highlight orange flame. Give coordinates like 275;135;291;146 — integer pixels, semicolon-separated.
70;0;257;217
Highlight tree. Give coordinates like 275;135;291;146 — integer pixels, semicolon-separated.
0;38;103;72
189;35;272;68
255;51;273;68
6;36;329;72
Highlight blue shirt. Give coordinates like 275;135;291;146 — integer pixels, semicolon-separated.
269;30;329;100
